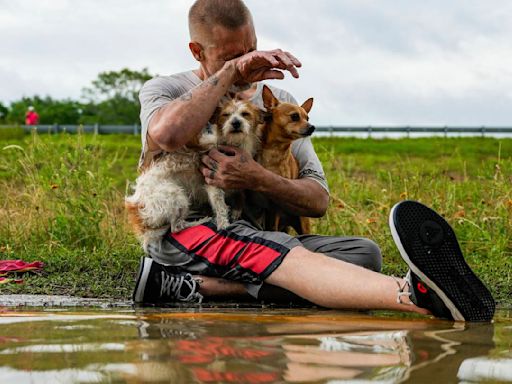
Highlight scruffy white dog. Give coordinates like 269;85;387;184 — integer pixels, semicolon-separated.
211;97;263;220
125;97;263;252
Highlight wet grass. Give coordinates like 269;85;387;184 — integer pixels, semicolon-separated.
0;131;511;305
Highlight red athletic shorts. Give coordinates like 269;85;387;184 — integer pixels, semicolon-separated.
148;220;301;284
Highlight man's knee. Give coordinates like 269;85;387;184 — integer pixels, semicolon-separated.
359;238;382;272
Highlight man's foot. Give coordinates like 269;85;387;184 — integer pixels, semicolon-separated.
389;200;495;321
133;257;203;305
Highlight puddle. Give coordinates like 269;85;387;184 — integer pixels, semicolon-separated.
0;306;510;383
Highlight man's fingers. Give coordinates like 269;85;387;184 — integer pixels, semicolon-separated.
216;145;238;156
201;154;211;167
258;51;280;67
285;51;302;67
273;52;293;68
199;165;209;177
208;148;229;161
200;155;218;173
262;69;285;80
273;53;300;78
237;50;301;80
285;65;299;79
200;165;220;186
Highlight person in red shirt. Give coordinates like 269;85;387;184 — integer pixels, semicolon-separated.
25;106;39;125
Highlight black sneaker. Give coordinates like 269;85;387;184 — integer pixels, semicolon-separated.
389;200;495;322
133;257;203;304
404;270;453;320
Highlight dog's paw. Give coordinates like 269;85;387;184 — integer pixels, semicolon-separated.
230;208;242;221
215;215;230;230
173;216;212;233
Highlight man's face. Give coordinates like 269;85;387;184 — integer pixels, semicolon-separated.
196;22;257;80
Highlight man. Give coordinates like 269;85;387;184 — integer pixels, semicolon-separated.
133;0;494;322
25;106;39;126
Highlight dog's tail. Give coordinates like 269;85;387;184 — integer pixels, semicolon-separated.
124;200;146;236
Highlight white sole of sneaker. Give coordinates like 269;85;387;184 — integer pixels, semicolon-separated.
133;257;153;304
389;203;465;321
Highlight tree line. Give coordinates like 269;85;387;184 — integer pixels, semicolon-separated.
0;68;153;125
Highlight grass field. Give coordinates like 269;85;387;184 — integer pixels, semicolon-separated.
1;127;511;305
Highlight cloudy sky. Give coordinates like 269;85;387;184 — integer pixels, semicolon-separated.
1;0;511;126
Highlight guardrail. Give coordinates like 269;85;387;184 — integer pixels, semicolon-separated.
2;124;512;137
317;125;512;137
3;124;142;135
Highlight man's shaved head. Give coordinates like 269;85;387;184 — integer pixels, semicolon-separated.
189;0;253;44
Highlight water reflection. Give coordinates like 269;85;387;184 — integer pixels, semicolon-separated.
0;308;510;383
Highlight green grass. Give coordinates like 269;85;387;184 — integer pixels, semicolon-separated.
0;131;511;305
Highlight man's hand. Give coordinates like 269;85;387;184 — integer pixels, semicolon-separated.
200;146;262;190
229;49;302;84
201;145;329;217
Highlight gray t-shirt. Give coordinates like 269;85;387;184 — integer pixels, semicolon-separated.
138;70;329;228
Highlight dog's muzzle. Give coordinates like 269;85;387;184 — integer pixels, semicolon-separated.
303;124;316;136
230;119;243;133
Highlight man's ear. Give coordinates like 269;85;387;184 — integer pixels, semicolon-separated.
301;98;314;113
262;85;279;111
189;42;203;61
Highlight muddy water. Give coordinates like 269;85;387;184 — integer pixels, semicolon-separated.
0;307;510;384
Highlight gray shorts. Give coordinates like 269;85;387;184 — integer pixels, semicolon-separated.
146;219;382;298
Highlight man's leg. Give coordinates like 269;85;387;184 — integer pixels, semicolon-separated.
296;234;382;272
265;246;427;313
200;234;382;302
257;235;382;303
263;201;495;321
134;203;494;321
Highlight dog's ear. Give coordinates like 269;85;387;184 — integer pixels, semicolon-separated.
256;110;270;142
209;106;221;124
260;109;272;124
257;107;272;126
301;98;314;113
262;85;279;111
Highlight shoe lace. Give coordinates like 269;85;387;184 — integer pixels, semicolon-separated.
160;271;203;303
392;271;413;305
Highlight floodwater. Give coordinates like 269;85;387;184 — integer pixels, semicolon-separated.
0;306;511;384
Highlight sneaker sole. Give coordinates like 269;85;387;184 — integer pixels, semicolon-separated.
389;200;495;322
133;257;153;304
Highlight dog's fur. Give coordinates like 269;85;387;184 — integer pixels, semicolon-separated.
125;97;262;252
213;97;262;155
125;126;223;251
258;85;315;234
210;97;263;219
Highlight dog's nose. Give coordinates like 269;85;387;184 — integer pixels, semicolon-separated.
306;124;316;136
231;119;242;131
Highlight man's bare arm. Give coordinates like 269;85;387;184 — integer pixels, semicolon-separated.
148;64;236;152
254;168;329;217
147;50;302;152
201;147;329;217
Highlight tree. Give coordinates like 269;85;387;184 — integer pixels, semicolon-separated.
0;102;8;123
82;68;153;102
2;68;154;125
8;96;82;125
81;68;153;124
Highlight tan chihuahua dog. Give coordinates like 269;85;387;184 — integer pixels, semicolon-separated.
259;85;315;234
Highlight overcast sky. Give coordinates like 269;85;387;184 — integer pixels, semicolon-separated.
1;0;511;126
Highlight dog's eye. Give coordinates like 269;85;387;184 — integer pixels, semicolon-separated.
221;113;230;117
291;113;300;122
241;112;251;118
